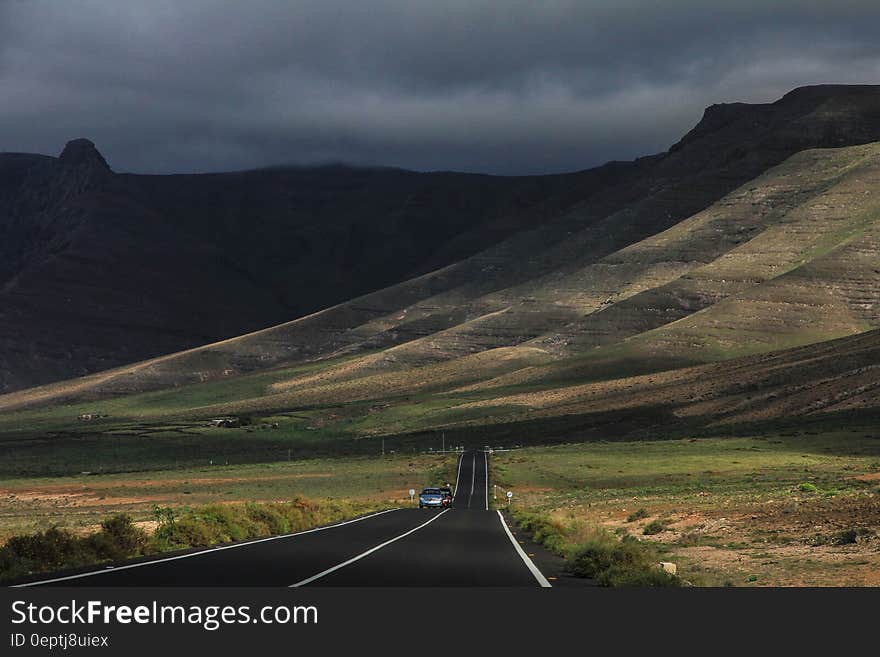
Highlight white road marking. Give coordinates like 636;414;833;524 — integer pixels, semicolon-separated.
484;451;489;511
452;452;465;502
467;453;475;508
14;508;400;588
497;510;552;588
290;509;450;587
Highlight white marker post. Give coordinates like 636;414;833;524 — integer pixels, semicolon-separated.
409;489;416;505
506;490;513;508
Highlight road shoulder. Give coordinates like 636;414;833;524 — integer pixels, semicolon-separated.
500;510;595;587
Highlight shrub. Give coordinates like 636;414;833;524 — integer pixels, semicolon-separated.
244;503;290;535
0;527;92;577
643;518;670;535
154;504;258;549
152;504;176;526
197;504;253;541
797;483;818;493
2;497;377;583
511;510;682;588
599;564;680;587
568;534;635;577
831;527;874;545
513;512;568;554
153;516;223;550
0;522;148;581
568;534;679;587
88;515;148;560
834;528;859;545
626;508;649;523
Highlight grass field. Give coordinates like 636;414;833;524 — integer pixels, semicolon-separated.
494;431;880;586
0;452;458;544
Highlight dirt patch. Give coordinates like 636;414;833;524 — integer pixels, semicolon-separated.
126;473;336;487
133;520;160;534
541;490;880;586
674;542;880;587
507;485;553;494
0;472;337;505
2;491;175;507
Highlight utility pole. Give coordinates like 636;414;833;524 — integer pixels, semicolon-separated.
442;432;445;453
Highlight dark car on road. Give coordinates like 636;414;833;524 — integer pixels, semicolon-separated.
439;487;453;507
419;487;445;509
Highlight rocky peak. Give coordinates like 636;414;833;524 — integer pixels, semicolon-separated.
777;84;880;107
58;138;111;172
668;84;880;156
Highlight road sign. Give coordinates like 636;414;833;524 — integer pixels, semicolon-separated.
506;491;513;498
409;488;416;503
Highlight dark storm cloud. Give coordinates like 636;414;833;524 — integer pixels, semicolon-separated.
1;1;879;174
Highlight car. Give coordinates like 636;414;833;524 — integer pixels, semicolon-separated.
418;487;445;509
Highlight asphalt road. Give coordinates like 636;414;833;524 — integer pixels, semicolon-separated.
17;452;550;587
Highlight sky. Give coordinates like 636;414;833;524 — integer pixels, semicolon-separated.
1;1;879;175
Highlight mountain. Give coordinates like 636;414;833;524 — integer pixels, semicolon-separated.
0;85;879;453
0;142;599;393
4;85;880;396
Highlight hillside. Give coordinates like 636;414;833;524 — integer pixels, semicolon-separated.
3;85;880;396
0;142;594;392
0;85;879;467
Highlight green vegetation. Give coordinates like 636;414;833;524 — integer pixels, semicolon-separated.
514;512;569;555
568;534;679;587
493;433;880;501
0;497;376;583
514;510;679;587
626;508;649;522
642;518;670;535
149;497;366;551
0;515;148;582
0;450;460;582
495;431;880;586
0;452;455;543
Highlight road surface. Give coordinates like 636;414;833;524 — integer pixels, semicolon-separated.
17;451;550;587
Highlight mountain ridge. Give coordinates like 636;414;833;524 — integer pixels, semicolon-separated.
2;84;880;406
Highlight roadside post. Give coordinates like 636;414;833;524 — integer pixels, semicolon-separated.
506;490;513;508
409;488;415;505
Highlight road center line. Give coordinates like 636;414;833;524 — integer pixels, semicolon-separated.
15;508;400;588
497;511;552;588
467;453;475;508
290;509;450;587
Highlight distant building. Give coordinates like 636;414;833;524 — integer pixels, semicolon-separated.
207;417;240;428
